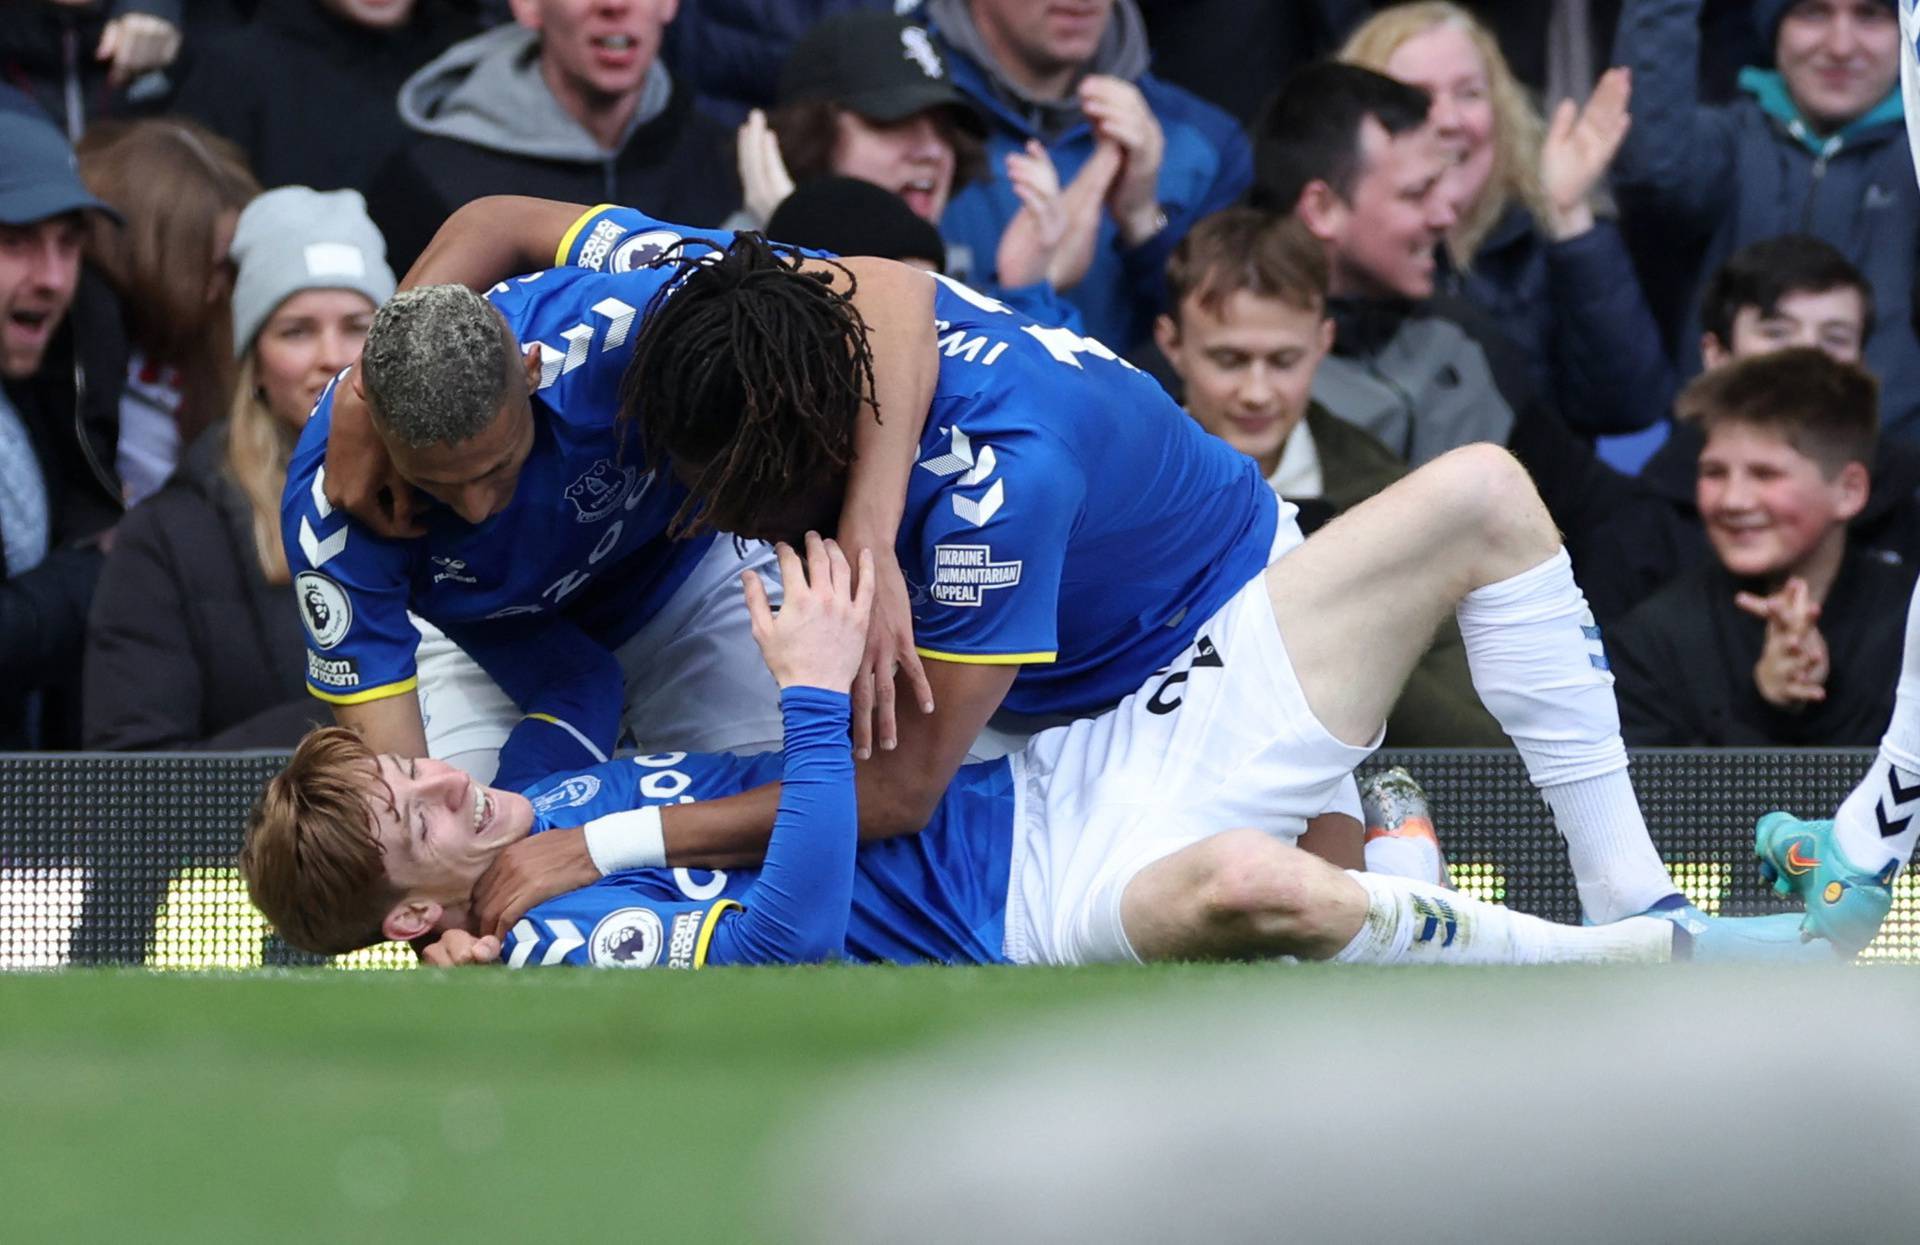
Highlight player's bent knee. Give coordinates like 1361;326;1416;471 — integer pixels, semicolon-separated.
1424;443;1549;549
1192;830;1344;950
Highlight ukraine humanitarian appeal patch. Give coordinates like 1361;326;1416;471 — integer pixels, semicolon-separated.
930;544;1022;607
295;571;352;649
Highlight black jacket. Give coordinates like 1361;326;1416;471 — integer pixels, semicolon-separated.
0;272;124;748
172;0;482;196
82;424;324;750
1609;548;1915;747
1581;420;1920;625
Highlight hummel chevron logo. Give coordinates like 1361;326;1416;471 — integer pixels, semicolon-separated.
532;298;638;389
298;516;347;569
310;466;332;519
919;426;976;476
539;919;585;966
507;920;539;968
591;297;635;350
953;479;1005;527
1876;767;1920;839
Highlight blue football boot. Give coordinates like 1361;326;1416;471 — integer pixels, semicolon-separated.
1634;893;1839;964
1754;811;1898;956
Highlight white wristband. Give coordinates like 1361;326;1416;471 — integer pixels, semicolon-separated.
582;805;666;875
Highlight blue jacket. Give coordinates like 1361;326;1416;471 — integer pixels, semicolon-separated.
923;4;1251;351
1612;0;1920;437
1448;205;1675;437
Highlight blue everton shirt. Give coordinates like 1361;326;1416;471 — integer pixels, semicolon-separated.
504;698;1018;969
281;265;723;754
557;205;1281;717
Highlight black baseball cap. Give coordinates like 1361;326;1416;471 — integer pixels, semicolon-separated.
777;11;986;136
0;94;121;227
768;176;948;270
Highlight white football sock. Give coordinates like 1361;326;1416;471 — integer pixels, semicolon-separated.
1833;576;1920;870
1454;548;1676;923
1331;870;1671;965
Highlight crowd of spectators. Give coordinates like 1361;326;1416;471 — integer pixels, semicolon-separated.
2;0;1915;755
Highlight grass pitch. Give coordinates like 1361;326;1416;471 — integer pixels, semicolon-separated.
5;964;1915;1243
3;964;1269;1242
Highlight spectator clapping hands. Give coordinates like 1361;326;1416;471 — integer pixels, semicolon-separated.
738;109;798;226
1079;75;1166;247
996;139;1118;292
1738;577;1830;709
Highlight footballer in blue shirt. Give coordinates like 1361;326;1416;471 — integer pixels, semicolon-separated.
241;534;1835;968
372;198;1827;960
286;219;939;791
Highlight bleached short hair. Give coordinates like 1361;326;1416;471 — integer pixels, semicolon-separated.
360;284;518;448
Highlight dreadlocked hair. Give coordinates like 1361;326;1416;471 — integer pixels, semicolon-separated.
618;232;879;537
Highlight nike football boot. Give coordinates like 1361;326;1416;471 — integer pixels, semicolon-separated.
1754;811;1897;956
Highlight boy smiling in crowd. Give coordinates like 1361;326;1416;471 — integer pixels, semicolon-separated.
1609;347;1916;745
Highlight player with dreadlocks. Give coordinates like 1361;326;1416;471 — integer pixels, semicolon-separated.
625;238;876;542
373;198;1823;969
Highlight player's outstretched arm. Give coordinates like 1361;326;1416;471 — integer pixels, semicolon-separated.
401;195;597;292
705;534;872;964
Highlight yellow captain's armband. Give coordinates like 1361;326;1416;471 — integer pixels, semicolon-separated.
555;203;621;267
679;900;742;969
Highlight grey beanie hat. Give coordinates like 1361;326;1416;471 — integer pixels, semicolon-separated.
229;186;396;357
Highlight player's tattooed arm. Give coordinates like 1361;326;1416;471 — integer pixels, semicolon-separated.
401;195;596;291
827;256;941;760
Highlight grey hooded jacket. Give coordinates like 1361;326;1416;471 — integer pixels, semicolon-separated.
369;24;740;269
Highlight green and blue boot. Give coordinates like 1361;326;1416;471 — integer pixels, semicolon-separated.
1754;811;1898;956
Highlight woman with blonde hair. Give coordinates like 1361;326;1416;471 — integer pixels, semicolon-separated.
83;187;395;750
75;116;260;504
1341;3;1673;445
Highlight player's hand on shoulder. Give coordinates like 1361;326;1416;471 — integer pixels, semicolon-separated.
743;532;874;693
325;374;424;540
419;929;501;968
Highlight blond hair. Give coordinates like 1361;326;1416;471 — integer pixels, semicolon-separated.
1340;2;1551;267
239;727;400;956
223;354;299;585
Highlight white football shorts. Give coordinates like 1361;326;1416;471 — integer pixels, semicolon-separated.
1002;546;1377;967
